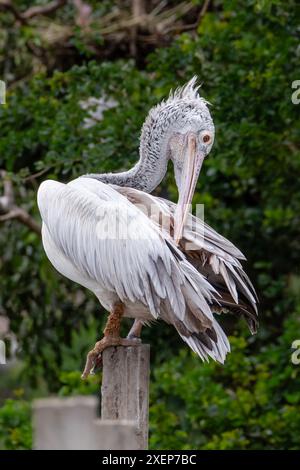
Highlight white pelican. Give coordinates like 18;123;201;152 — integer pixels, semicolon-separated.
37;77;258;378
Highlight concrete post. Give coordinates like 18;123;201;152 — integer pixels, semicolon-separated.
101;344;150;449
33;396;138;450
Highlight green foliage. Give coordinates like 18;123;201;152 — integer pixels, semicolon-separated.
0;396;32;450
0;61;152;178
0;0;114;85
150;312;300;450
0;311;299;450
57;371;99;397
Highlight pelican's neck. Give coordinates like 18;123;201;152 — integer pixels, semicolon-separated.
84;156;167;192
83;124;170;193
83;97;190;192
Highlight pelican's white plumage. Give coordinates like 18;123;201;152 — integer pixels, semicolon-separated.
38;77;258;375
38;176;232;363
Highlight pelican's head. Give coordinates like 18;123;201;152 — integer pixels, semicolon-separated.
166;77;214;244
140;77;214;243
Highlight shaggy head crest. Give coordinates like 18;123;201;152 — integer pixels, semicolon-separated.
167;76;209;106
143;76;211;131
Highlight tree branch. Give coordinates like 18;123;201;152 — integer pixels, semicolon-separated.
0;171;41;235
0;170;14;213
165;0;211;33
0;0;67;24
130;0;146;57
0;207;41;234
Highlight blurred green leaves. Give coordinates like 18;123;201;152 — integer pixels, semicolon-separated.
0;397;32;450
150;311;300;449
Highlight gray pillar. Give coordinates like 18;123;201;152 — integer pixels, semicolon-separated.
101;344;150;450
33;396;98;450
33;396;138;450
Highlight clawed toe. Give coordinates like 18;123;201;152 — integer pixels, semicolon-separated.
81;336;141;379
81;338;106;379
90;353;103;375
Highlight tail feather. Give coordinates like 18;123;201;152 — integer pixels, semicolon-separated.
169;257;231;364
180;320;230;364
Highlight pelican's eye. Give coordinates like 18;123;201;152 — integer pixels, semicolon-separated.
202;133;211;144
199;130;213;147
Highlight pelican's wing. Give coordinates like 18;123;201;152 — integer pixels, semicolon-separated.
116;186;258;334
37;177;231;363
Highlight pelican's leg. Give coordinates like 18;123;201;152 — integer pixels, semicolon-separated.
127;319;143;340
81;302;140;379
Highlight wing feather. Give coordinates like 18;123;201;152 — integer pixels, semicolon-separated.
38;177;242;363
116;185;258;332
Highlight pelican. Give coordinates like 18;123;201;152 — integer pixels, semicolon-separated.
37;77;258;378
